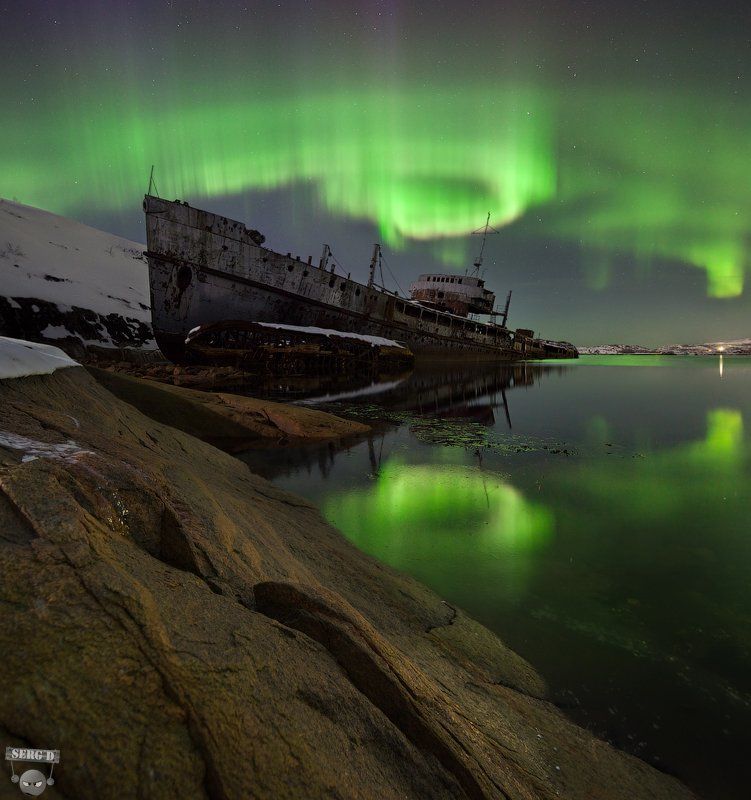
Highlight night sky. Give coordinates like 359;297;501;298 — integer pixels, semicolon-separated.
3;0;751;345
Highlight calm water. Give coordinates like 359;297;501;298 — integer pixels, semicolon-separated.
241;356;751;799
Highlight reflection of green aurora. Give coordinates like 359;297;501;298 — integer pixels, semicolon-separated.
324;410;750;684
540;409;750;665
324;462;553;602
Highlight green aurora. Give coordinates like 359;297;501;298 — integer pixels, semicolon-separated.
5;83;750;298
3;0;750;329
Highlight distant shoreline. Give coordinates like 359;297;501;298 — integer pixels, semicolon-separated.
579;343;751;356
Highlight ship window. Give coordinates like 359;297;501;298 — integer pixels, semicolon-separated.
437;292;444;299
458;278;462;284
303;270;309;277
329;277;336;288
406;304;421;318
340;282;346;291
287;264;294;272
396;301;405;312
355;288;361;296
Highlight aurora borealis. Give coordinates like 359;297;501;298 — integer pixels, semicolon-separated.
3;1;751;343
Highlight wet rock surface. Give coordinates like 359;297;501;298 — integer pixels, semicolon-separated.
0;367;696;799
88;367;370;450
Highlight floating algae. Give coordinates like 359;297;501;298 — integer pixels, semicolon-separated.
323;403;578;456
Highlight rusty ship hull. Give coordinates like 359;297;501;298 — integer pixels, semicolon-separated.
144;196;576;362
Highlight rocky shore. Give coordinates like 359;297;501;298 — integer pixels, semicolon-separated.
0;351;696;799
89;367;369;451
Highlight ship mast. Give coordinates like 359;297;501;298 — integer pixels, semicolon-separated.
319;243;332;272
501;290;512;327
470;212;500;277
368;243;382;289
146;164;160;198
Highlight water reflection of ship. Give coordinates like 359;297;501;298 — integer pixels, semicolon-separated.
372;363;544;428
314;361;569;430
235;368;413;402
236;358;568;413
239;361;571;482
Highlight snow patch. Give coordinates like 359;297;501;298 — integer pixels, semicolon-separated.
187;321;406;348
0;336;79;379
39;323;74;340
0;430;93;463
242;321;405;348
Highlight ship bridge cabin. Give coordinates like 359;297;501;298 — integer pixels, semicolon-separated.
408;274;495;318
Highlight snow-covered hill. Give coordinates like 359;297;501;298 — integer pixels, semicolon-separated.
578;344;654;355
659;339;751;355
580;340;751;355
0;199;155;351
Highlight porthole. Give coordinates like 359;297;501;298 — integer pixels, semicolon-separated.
287;264;294;272
176;264;192;290
329;278;336;288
